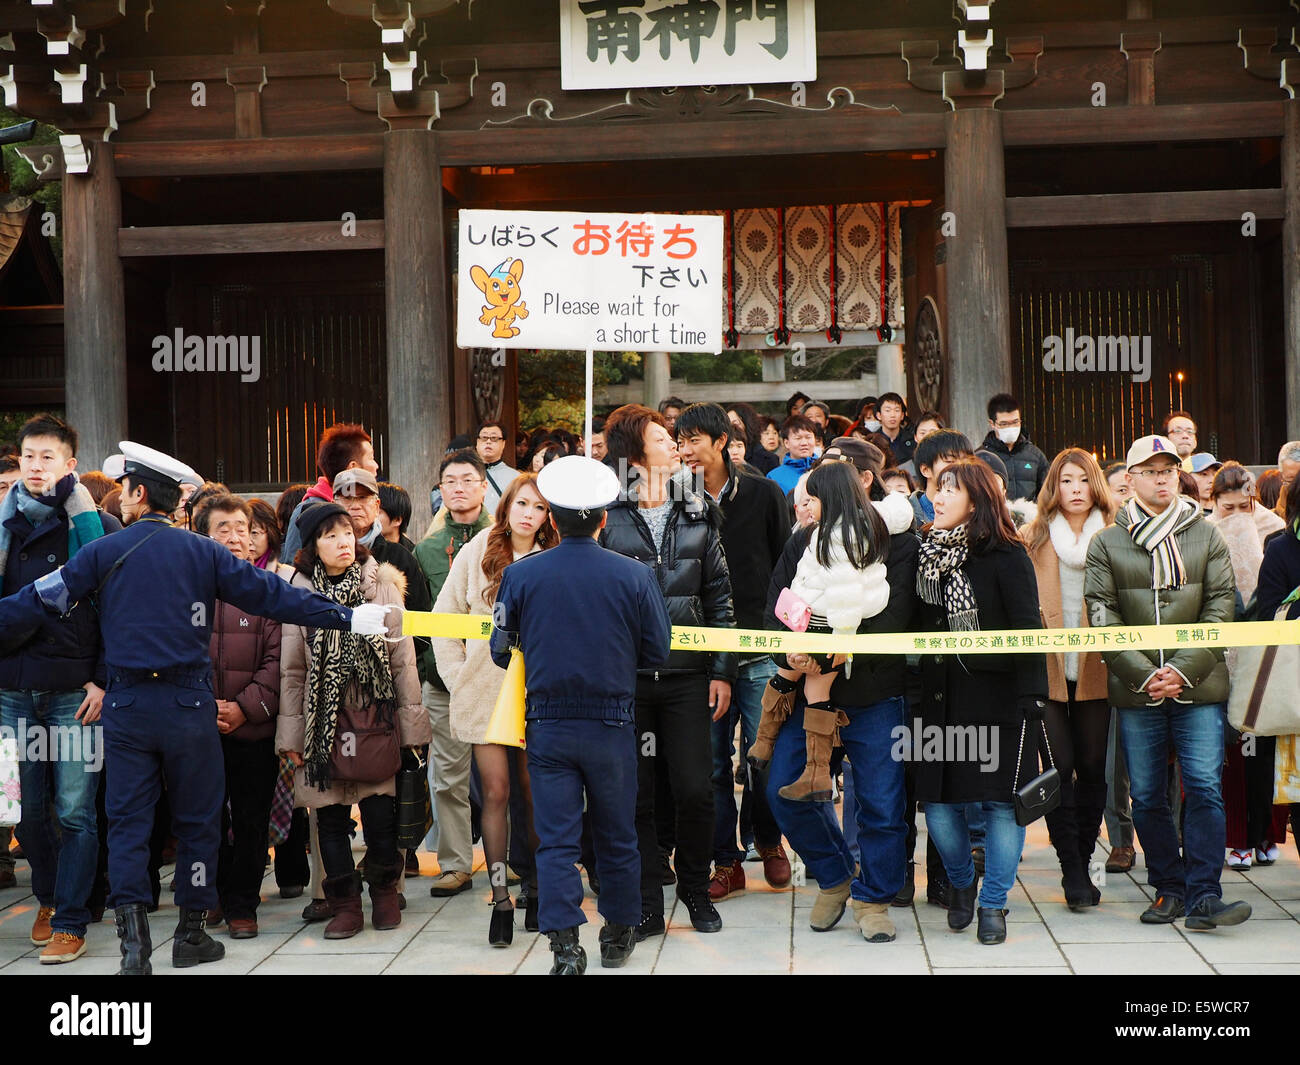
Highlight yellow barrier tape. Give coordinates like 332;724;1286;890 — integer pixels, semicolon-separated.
403;611;1300;656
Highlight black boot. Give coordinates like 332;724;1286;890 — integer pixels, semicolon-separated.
524;890;539;933
172;908;225;969
548;927;587;975
977;906;1008;944
893;861;916;908
598;922;636;968
947;873;978;931
1061;857;1098;911
114;903;152;976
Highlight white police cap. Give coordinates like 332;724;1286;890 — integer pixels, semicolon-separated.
103;441;201;488
536;455;621;515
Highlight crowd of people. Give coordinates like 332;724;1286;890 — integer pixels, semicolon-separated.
0;388;1296;974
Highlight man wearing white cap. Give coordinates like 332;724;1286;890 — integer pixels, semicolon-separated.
0;441;395;975
489;456;671;975
1083;434;1248;931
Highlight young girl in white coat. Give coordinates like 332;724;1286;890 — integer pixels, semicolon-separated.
754;461;914;801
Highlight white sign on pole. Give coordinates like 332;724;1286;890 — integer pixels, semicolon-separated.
456;209;723;354
560;0;817;92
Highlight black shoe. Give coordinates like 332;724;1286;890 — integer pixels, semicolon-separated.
971;846;985;878
659;852;676;886
114;903;152;976
681;890;722;933
524;891;539;932
1140;893;1186;924
892;861;916;908
279;884;305;900
947;874;978;931
926;870;951;909
488;899;514;947
547;927;587;975
598;922;636;968
1185;897;1252;931
585;867;600;896
977;907;1008;945
172;908;226;968
634;910;666;942
301;898;331;923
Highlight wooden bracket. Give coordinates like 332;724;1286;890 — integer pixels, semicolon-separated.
905;34;1039;107
1240;26;1300;92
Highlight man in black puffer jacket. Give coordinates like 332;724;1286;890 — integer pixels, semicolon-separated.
600;404;737;940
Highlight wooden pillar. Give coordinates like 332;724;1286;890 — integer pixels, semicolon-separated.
944;107;1012;441
1285;97;1300;439
384;129;449;530
875;342;906;401
63;141;127;466
644;350;671;408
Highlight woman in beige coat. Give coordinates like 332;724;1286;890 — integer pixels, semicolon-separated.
1023;449;1117;911
433;473;554;946
276;502;429;940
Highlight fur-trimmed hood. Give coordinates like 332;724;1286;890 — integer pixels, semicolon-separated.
364;557;407;603
1207;504;1285;604
873;489;916;535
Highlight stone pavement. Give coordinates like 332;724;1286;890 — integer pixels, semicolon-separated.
3;814;1299;976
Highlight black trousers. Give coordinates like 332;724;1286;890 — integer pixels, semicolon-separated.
1043;682;1110;873
635;672;714;913
274;808;311;889
217;736;278;919
317;794;397;880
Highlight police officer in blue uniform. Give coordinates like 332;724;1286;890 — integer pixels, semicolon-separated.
490;455;671;975
0;443;394;974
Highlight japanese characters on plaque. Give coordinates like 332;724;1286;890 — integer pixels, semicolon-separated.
560;0;817;91
456;209;724;353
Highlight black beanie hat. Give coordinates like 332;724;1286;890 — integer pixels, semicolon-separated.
294;500;349;546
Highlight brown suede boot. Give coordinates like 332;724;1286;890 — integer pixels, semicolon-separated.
749;678;798;768
778;703;838;803
365;860;404;931
322;872;364;940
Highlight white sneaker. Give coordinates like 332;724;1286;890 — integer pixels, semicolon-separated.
1227;849;1253;869
1255;843;1279;866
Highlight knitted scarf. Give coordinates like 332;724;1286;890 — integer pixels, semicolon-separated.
0;474;105;595
916;524;979;632
1117;496;1198;591
302;560;397;790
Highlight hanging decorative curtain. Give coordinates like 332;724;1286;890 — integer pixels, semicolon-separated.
727;203;901;338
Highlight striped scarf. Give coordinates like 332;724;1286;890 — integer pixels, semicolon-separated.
302;560;397;791
1119;496;1199;590
0;474;106;595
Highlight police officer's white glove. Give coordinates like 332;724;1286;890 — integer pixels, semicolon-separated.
351;603;397;636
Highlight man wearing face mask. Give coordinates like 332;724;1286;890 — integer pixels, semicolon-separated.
980;393;1050;503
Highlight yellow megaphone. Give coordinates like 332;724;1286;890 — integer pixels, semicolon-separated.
483;649;527;749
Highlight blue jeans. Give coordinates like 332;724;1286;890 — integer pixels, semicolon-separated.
1118;702;1226;909
767;694;906;904
924;801;1024;910
711;658;781;864
0;688;102;935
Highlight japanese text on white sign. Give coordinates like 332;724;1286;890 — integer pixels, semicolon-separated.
456;209;723;353
560;0;817;91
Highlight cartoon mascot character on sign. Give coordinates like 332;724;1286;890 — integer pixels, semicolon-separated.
471;258;529;339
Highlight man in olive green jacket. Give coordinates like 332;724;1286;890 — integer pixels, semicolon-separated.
413;448;493;897
1084;434;1248;933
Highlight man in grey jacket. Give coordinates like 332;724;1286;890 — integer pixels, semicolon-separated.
1083;434;1248;932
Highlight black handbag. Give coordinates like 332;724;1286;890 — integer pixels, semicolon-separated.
1013;715;1061;826
395;746;434;850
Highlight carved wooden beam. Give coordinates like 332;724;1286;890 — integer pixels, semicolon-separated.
1240;25;1299;91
